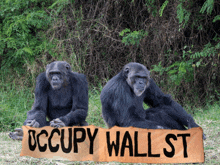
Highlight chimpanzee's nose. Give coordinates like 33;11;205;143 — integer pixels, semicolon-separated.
139;81;143;84
52;76;58;81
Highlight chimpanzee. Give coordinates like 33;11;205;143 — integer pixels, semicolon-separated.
101;62;166;129
101;62;206;139
9;61;88;140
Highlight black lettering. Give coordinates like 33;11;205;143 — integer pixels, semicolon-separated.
37;130;48;152
28;130;37;151
48;128;60;152
61;128;72;153
177;134;190;158
148;132;160;157
163;134;177;158
120;131;133;156
74;128;86;153
106;131;120;156
134;131;147;157
87;128;98;154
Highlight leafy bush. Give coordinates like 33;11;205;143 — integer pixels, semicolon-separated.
119;29;148;46
0;0;53;69
0;0;220;106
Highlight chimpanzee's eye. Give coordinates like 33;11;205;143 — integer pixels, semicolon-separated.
57;73;61;79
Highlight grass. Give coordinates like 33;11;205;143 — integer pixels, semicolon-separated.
0;86;34;131
0;77;220;164
193;104;220;164
87;87;106;128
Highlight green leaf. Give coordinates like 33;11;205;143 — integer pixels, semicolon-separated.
179;67;186;73
159;0;169;17
196;61;201;67
119;28;131;36
213;15;220;22
168;70;177;75
200;0;214;14
22;47;33;55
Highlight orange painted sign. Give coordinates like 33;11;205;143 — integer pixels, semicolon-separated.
20;126;204;163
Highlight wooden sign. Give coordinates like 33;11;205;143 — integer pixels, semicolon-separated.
20;125;204;163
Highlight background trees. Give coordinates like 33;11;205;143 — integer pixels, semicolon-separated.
1;0;220;106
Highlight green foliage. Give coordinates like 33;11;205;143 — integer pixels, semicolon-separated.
151;62;167;76
152;40;220;87
213;15;220;22
0;0;219;107
176;2;191;28
159;0;169;17
145;0;157;17
167;60;194;86
49;0;69;9
152;59;194;86
0;0;53;69
191;42;220;60
200;0;214;14
48;0;70;14
119;28;148;46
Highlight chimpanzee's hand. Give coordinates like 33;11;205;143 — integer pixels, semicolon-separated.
26;119;40;128
50;118;66;128
8;128;23;141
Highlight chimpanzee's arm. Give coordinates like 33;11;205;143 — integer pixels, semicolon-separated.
24;72;49;127
144;78;199;128
144;78;171;107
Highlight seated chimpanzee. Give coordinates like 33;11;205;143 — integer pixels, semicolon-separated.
101;62;205;139
9;61;89;140
101;62;166;129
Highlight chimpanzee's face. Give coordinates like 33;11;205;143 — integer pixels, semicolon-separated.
46;61;71;90
123;62;150;97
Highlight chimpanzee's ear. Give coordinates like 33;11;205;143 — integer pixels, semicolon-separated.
123;67;129;78
65;63;71;70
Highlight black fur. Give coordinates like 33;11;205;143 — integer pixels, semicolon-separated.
24;63;88;127
144;79;200;129
143;78;206;139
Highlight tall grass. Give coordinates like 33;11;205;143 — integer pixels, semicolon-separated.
87;86;106;128
0;69;34;131
0;84;34;131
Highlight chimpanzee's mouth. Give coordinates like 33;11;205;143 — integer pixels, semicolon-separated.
52;82;59;86
134;86;147;97
136;87;145;93
137;87;144;91
52;83;60;89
